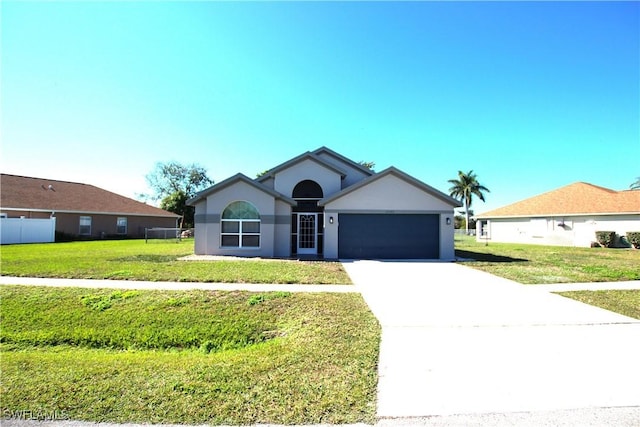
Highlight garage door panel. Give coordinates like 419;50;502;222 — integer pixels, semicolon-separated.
338;214;439;259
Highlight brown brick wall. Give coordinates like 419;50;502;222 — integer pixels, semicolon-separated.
55;213;178;238
1;209;178;239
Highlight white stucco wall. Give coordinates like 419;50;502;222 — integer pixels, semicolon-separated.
323;214;339;259
477;214;640;247
273;159;342;199
193;181;288;257
324;174;455;211
193;201;209;254
439;214;456;260
323;174;457;259
274;199;292;257
260;176;275;189
314;151;371;188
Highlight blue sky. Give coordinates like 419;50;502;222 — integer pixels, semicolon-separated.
2;1;638;214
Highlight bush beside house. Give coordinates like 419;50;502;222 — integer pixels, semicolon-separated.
626;232;640;249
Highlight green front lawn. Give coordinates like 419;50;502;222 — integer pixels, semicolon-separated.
456;235;640;284
0;240;351;284
557;289;640;320
0;285;380;425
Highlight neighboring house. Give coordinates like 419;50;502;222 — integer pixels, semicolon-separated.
1;174;180;240
187;147;461;260
475;182;640;247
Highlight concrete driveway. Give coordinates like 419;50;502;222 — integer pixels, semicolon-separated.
342;261;640;418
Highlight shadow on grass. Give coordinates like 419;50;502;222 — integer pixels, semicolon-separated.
456;250;528;263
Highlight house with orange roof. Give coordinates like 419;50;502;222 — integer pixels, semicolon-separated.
475;182;640;247
1;174;180;242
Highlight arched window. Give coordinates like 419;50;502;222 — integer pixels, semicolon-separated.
292;180;323;211
221;201;260;248
292;180;323;199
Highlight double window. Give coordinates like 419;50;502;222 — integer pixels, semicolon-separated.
221;201;260;248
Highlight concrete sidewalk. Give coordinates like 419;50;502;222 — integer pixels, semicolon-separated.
2;269;639;425
0;276;355;293
342;261;640;419
532;280;640;292
1;274;636;295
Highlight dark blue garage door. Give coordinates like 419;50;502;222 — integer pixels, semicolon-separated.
338;214;440;259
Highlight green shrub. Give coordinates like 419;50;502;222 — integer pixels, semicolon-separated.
627;232;640;249
595;231;616;248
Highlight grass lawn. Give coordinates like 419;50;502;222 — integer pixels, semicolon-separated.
0;285;380;425
455;235;640;284
0;240;351;284
557;289;640;320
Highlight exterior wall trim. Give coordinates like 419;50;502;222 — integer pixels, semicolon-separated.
324;209;452;215
195;214;290;225
477;212;640;220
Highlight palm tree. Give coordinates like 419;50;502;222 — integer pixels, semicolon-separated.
630;177;640;190
448;170;490;235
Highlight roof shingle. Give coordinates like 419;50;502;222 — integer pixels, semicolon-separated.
1;174;179;217
477;182;640;218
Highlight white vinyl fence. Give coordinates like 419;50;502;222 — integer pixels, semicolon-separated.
1;217;56;244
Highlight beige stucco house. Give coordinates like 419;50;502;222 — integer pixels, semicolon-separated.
476;182;640;247
188;147;461;259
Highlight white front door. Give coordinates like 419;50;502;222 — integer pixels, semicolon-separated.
297;213;318;255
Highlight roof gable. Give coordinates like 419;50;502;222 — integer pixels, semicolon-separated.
312;146;374;177
255;151;347;183
477;182;640;218
0;174;179;217
188;173;296;205
320;166;461;207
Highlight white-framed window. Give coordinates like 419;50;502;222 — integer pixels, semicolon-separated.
220;201;260;248
116;217;127;234
79;216;92;235
479;220;490;238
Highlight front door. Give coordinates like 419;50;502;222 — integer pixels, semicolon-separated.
297;213;318;255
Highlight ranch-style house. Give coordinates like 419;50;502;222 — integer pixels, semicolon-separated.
187;147;461;259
